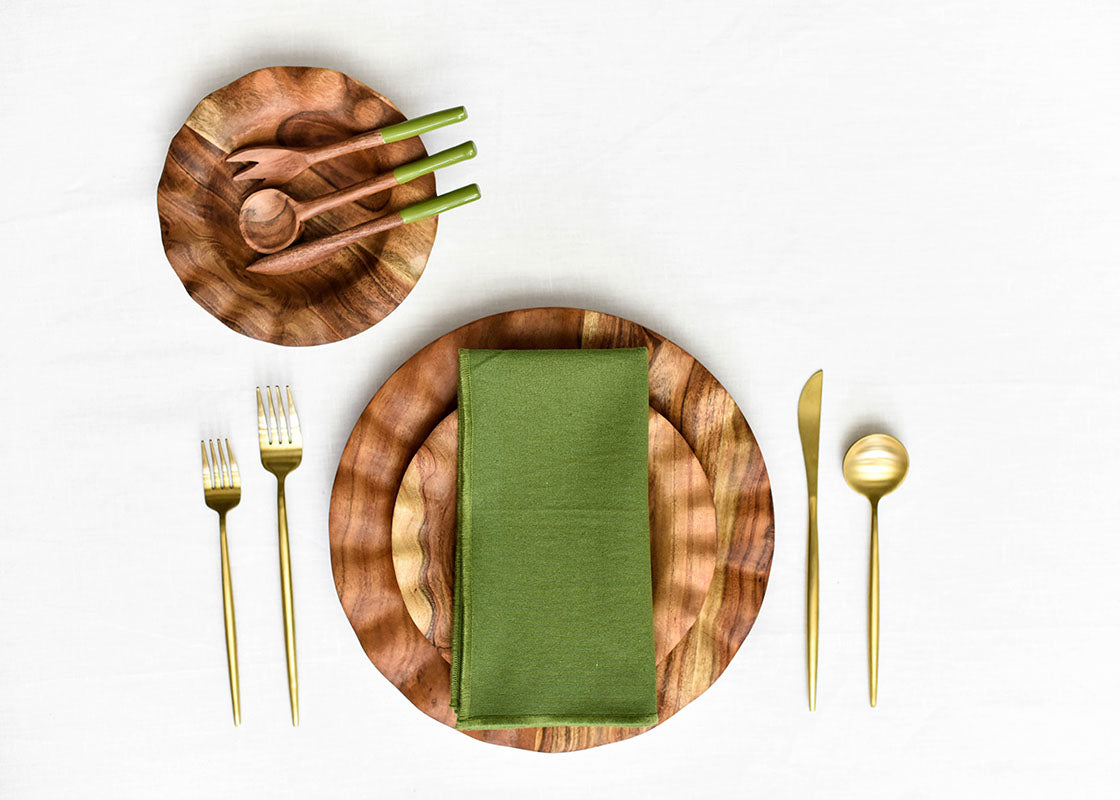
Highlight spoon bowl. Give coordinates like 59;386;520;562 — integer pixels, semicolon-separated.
238;189;303;253
842;434;909;501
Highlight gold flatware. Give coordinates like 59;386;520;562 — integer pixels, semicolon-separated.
201;438;242;726
257;386;303;725
797;370;823;711
842;433;909;707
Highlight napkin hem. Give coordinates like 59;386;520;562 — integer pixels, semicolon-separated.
451;349;474;713
455;712;660;731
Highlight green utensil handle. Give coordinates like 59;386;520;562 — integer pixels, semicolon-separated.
393;141;477;185
400;184;481;224
381;106;468;144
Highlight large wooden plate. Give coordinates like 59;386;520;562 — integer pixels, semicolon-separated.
157;66;437;346
329;308;774;751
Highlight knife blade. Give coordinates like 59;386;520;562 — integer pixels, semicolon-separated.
798;369;823;711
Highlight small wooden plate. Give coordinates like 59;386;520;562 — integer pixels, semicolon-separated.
391;408;719;664
157;66;437;346
330;308;774;751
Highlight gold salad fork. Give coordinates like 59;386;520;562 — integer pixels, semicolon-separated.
257;386;302;726
201;438;242;726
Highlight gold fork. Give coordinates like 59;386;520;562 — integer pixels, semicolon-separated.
257;386;303;726
201;438;242;726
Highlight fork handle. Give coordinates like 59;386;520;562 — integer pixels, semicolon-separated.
276;479;299;726
219;513;241;726
307;106;468;164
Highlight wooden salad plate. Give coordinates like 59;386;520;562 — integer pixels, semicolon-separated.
157;66;437;346
329;308;774;751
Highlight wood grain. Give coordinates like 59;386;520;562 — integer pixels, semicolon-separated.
245;211;406;275
390;408;718;663
157;66;437;346
330;308;774;751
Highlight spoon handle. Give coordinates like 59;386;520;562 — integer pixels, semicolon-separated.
297;142;477;221
247;184;481;275
869;501;880;707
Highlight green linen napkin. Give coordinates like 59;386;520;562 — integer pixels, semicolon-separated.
451;348;658;730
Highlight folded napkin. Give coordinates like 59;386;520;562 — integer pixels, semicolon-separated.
451;348;658;730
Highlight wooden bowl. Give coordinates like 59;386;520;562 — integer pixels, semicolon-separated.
157;66;437;346
330;307;775;751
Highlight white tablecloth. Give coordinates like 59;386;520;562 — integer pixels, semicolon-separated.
2;1;1116;796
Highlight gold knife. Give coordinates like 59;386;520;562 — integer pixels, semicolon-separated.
798;370;823;710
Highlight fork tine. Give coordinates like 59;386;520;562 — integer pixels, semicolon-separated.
267;385;282;445
257;387;271;446
209;440;224;488
201;441;213;490
226;146;271;164
217;439;232;488
286;386;302;444
226;439;241;488
231;162;270;182
275;385;292;444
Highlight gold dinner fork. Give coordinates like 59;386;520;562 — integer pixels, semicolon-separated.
201;438;242;726
257;386;302;726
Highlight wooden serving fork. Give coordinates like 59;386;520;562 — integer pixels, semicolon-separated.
201;438;242;726
257;386;303;725
227;106;467;187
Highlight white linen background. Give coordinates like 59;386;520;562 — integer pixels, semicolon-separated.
1;1;1116;797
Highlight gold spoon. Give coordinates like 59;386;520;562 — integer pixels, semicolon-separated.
842;433;909;707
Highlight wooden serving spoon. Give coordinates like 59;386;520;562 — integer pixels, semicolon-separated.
238;142;477;253
246;184;481;276
227;106;467;186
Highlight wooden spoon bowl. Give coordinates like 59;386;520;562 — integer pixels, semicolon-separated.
237;188;304;253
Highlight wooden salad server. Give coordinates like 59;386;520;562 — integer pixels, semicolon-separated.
227;106;467;186
238;141;477;253
247;184;481;275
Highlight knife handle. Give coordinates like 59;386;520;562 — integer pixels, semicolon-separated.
807;496;819;711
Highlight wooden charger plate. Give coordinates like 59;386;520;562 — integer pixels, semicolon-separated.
329;308;774;751
157;66;438;346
